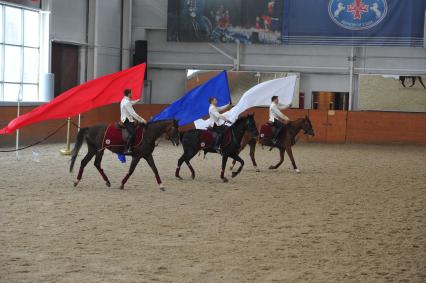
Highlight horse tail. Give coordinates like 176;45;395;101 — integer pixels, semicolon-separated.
70;127;89;172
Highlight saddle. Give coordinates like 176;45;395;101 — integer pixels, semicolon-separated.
260;123;274;141
198;127;233;149
260;122;287;142
102;123;144;149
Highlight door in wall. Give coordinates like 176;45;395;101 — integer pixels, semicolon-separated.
51;43;79;97
312;92;349;110
310;91;349;143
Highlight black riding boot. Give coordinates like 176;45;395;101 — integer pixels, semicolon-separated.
213;134;222;153
123;139;133;155
123;119;136;155
271;122;283;146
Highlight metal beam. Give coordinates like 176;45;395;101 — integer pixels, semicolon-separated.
207;43;235;61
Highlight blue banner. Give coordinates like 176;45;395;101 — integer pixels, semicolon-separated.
282;0;426;46
151;71;231;126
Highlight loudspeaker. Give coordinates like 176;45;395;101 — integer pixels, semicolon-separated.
133;40;147;78
251;32;259;44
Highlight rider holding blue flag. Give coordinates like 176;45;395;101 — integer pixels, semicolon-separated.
208;97;232;152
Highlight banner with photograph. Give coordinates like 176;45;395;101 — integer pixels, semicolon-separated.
2;0;41;9
167;0;283;44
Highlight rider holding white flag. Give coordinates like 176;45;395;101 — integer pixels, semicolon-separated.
269;95;290;145
208;97;232;152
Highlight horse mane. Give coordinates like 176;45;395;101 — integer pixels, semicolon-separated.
288;117;305;125
231;115;248;127
286;117;304;129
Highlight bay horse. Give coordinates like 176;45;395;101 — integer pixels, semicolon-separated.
176;114;258;182
230;116;315;172
70;119;180;190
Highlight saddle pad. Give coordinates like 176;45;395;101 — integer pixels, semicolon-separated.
260;123;273;140
199;130;214;149
102;123;144;148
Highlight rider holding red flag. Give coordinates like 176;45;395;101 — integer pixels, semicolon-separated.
120;89;146;154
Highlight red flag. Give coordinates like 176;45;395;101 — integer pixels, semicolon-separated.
0;63;146;135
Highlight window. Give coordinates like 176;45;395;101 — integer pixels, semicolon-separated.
0;5;40;102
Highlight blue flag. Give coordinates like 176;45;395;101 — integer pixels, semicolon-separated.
151;71;231;126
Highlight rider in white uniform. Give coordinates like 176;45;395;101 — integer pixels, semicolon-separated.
208;97;231;152
269;95;290;145
120;89;146;154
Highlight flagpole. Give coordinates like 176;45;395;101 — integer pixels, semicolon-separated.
15;93;21;160
60;117;71;155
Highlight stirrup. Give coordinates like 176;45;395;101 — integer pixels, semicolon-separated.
123;147;133;155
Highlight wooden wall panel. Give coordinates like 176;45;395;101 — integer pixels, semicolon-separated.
326;111;347;143
347;112;426;145
1;105;426;147
307;110;328;143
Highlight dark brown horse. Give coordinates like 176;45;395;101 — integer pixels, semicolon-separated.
230;116;315;172
70;119;180;190
399;76;426;89
176;114;258;182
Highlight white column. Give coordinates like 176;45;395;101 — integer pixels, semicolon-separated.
121;0;132;70
348;47;355;111
86;0;97;80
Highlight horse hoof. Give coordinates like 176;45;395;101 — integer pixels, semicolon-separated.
268;166;276;170
295;169;301;174
73;181;79;187
222;177;228;183
159;184;165;191
255;167;260;172
176;176;183;180
106;181;111;187
191;175;195;180
231;172;237;178
120;185;124;190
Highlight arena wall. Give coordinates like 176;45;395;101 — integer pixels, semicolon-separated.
1;106;425;147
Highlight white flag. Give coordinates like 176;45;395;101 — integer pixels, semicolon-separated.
194;75;297;129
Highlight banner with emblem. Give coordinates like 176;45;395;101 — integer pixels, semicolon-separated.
282;0;426;47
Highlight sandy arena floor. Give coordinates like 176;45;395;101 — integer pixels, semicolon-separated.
0;142;425;282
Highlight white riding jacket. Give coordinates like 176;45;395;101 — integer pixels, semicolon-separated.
208;104;229;127
120;96;146;123
269;102;290;122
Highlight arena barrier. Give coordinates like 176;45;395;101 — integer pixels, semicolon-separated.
0;104;425;147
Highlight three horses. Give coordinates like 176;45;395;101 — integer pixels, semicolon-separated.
69;114;315;188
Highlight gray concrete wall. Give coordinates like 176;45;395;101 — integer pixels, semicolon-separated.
48;0;126;81
50;0;87;44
